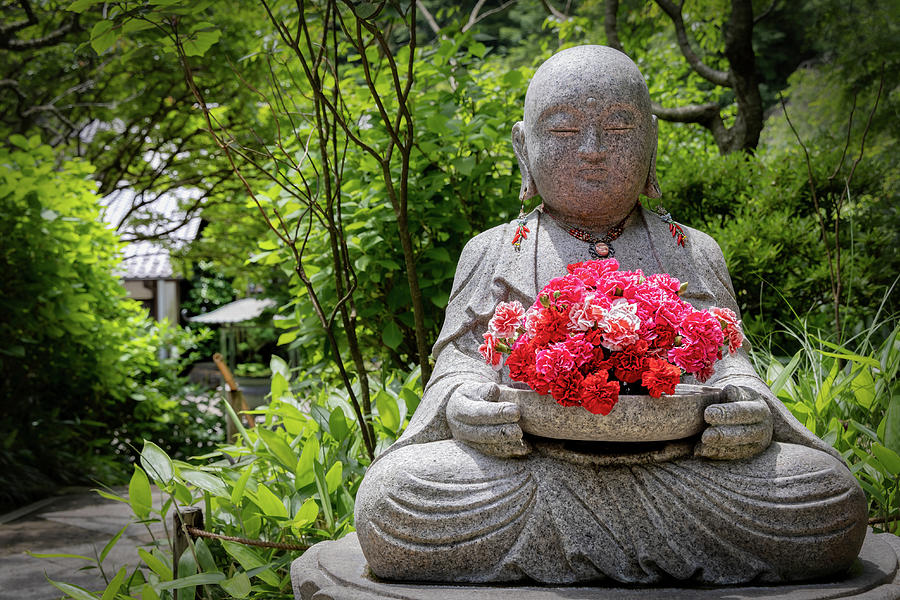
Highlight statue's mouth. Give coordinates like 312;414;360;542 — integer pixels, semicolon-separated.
578;167;606;180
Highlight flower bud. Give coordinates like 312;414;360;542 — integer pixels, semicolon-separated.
495;342;510;353
553;290;561;300
539;294;550;307
613;286;624;296
674;335;683;346
677;281;689;295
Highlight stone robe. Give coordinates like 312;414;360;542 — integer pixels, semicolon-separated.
354;208;867;585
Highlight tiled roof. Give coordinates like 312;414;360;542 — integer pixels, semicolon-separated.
101;188;202;280
189;298;276;324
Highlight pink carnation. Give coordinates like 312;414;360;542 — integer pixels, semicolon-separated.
599;301;641;351
478;332;504;371
489;300;526;338
709;306;743;354
535;341;577;378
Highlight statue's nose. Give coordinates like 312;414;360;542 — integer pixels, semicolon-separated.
577;126;605;159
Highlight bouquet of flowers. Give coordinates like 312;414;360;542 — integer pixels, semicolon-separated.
478;260;743;415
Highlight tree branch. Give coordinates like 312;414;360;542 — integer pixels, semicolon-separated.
0;13;79;51
604;0;624;52
0;0;37;36
462;0;517;32
753;0;778;25
539;0;568;20
415;0;440;35
653;0;730;87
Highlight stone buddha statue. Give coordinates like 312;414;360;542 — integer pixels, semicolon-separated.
353;45;867;585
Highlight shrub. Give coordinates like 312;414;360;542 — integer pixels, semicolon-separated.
0;137;220;507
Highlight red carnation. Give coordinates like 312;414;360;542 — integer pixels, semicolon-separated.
641;358;681;398
579;372;620;415
611;340;649;384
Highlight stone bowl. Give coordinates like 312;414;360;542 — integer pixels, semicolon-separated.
501;383;722;442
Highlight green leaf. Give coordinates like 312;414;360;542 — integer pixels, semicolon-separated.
99;523;128;563
46;579;98;600
770;350;801;394
295;435;319;489
128;466;152;519
157;573;225;591
258;428;297;470
181;469;229;498
872;444;900;477
141;440;174;485
375;390;400;431
884;395;900;453
90;20;116;54
292;497;319;528
221;541;280;586
277;330;298;345
254;483;288;519
193;537;218;574
122;19;156;34
819;348;883;369
141;583;160;600
325;461;342;493
174;482;193;505
231;463;253;506
313;461;334;530
181;30;222;57
469;41;487;58
354;1;379;19
99;566;127;600
138;548;172;581
220;572;251;598
382;320;402;349
67;0;102;12
27;551;93;561
329;407;349;442
850;367;876;409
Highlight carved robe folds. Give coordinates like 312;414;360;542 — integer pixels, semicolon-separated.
354;210;868;585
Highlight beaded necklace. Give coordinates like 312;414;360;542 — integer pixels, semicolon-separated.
541;202;639;259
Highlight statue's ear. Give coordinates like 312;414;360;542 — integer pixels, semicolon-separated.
512;121;538;202
643;115;662;199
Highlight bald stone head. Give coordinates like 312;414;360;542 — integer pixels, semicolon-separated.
512;45;660;230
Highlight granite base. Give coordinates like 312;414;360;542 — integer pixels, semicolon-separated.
292;530;900;600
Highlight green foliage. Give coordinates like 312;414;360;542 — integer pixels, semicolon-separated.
35;358;421;599
0;141;220;507
753;317;900;532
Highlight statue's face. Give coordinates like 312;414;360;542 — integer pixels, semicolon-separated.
520;46;655;225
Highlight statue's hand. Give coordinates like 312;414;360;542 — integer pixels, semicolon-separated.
695;385;773;460
447;382;531;458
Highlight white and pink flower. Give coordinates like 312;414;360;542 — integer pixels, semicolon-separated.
489;300;526;338
599;301;642;351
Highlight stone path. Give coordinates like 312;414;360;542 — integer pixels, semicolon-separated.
0;487;166;600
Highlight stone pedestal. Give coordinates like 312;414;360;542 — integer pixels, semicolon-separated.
292;531;900;600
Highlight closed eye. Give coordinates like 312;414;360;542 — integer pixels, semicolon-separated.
550;129;579;136
604;126;635;132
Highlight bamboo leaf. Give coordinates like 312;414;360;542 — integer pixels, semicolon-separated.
181;469;229;498
99;566;127;600
138;548;172;582
258;427;297;470
128;466;153;519
220;572;251;598
99;523;129;563
141;440;174;485
872;444;900;477
231;463;253;506
157;572;225;591
254;483;288;519
770;350;801;395
46;579;98;600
